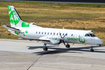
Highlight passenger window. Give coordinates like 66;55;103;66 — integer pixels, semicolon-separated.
53;33;55;35
47;32;49;35
50;33;52;35
45;32;46;34
56;33;58;35
71;34;73;36
36;32;37;34
63;33;64;35
66;33;67;36
39;32;40;34
42;32;43;34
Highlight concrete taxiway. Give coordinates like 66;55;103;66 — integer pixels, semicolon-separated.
0;39;105;70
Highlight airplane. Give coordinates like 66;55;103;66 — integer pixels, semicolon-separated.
2;6;103;52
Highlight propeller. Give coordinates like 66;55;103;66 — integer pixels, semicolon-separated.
59;32;67;45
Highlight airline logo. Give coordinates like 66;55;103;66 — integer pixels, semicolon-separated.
8;6;30;27
8;6;20;25
67;36;85;43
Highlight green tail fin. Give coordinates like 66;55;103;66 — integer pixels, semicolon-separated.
8;6;30;27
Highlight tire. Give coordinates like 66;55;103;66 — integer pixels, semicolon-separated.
66;44;70;48
43;47;48;51
90;49;94;52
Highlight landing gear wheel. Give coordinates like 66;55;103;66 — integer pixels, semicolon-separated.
43;43;48;51
66;44;70;48
43;47;48;51
90;49;94;52
90;46;94;52
99;44;101;46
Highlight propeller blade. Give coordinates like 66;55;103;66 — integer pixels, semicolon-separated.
59;32;67;45
62;33;67;38
62;40;65;45
59;32;62;38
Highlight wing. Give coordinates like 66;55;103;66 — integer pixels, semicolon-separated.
39;36;61;45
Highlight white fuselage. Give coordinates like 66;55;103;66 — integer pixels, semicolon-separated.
14;27;103;45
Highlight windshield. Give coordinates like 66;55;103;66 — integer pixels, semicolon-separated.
85;34;90;37
85;33;96;37
90;34;96;37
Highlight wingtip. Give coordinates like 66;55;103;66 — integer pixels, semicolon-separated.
2;25;8;28
2;25;6;27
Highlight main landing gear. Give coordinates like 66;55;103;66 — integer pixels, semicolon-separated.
43;43;48;51
43;43;70;51
65;43;70;48
90;46;94;52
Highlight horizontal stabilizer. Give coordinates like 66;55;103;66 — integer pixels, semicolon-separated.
2;25;20;31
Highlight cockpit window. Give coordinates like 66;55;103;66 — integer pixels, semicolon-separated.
90;34;96;37
85;34;90;36
85;33;96;37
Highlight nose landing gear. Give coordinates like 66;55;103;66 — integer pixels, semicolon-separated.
90;46;94;52
99;44;101;46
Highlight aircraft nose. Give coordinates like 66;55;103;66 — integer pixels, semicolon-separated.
92;37;103;45
99;39;103;44
97;38;103;45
